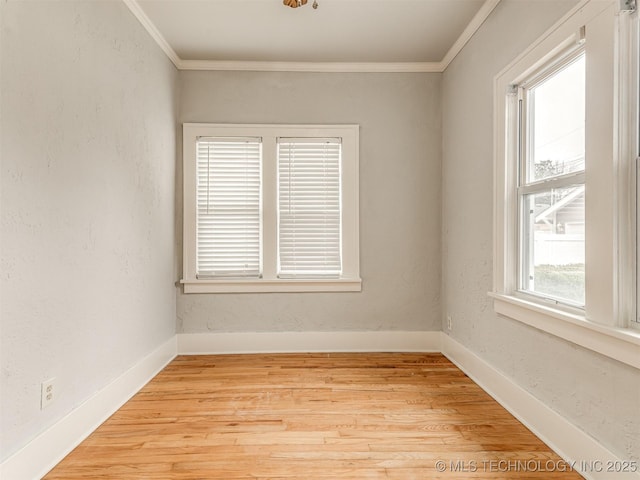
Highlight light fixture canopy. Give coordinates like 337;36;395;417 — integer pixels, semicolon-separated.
283;0;318;9
283;0;305;7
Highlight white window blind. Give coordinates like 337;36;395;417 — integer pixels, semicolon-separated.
278;138;342;277
196;137;261;278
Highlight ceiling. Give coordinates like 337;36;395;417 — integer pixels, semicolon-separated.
125;0;500;72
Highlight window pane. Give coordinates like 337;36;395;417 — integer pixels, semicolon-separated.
521;186;585;305
196;139;262;278
528;54;585;182
278;139;342;277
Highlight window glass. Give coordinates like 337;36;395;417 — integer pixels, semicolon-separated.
527;55;585;182
519;51;585;306
521;186;585;305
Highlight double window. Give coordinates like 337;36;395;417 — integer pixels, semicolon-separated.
182;124;361;293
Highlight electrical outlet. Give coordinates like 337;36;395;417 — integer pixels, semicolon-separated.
41;378;56;409
446;315;452;330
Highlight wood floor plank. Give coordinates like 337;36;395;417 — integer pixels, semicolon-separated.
44;353;583;479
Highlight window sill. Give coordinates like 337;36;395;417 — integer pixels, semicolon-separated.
489;292;640;370
181;278;362;294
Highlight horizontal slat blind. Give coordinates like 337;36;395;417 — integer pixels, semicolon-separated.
278;138;342;277
196;137;261;278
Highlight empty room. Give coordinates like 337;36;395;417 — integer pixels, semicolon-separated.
1;0;639;478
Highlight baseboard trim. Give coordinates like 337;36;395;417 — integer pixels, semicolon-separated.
177;330;442;354
0;336;178;480
441;334;639;480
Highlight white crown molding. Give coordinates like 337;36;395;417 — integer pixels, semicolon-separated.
178;60;444;73
440;0;501;70
123;0;501;73
122;0;182;68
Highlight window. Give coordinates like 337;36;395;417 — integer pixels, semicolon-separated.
625;2;640;325
277;138;342;278
517;49;586;307
182;124;361;293
196;138;261;278
636;18;640;325
492;0;640;370
618;0;639;325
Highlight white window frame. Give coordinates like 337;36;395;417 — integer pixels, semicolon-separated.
181;123;361;293
492;0;640;370
622;1;640;325
516;46;586;309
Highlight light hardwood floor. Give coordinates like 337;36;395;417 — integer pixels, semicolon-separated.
44;353;583;479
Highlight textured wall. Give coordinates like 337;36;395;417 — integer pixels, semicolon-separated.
178;71;441;333
0;0;178;461
442;0;640;460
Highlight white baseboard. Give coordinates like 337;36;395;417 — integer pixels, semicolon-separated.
177;330;442;354
0;336;177;480
441;334;640;480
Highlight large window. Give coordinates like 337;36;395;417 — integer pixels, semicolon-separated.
492;0;640;370
626;2;640;325
636;20;640;325
618;0;639;326
517;49;586;307
182;124;360;293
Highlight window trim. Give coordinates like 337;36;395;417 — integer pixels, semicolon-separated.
492;0;640;370
181;123;361;293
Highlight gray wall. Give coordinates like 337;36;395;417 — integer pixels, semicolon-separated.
442;0;640;460
2;0;636;466
178;71;441;333
0;0;178;461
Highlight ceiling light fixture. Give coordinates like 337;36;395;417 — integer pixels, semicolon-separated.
283;0;318;9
